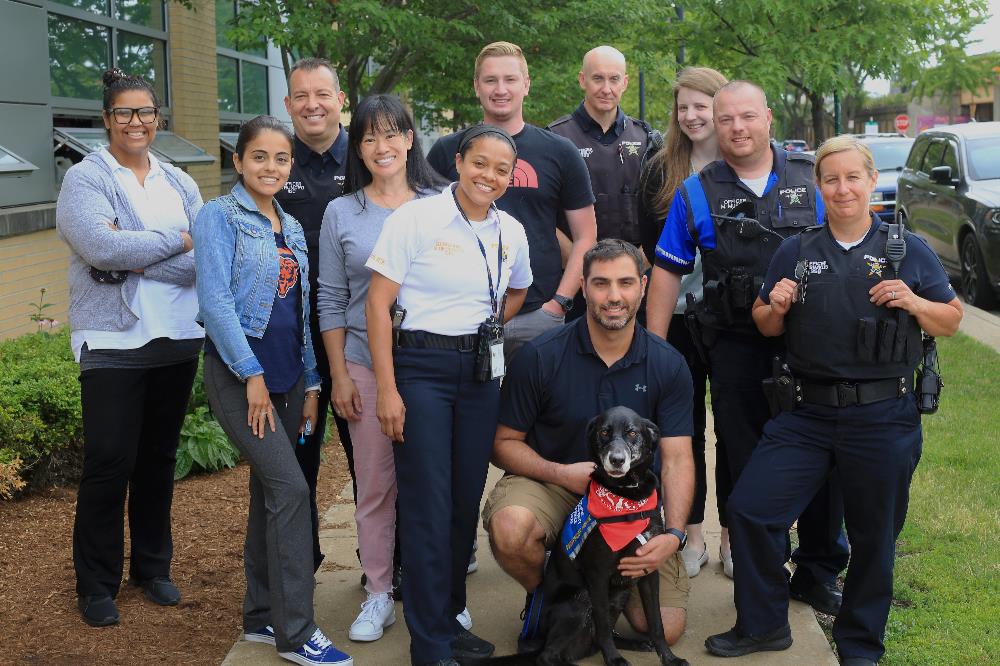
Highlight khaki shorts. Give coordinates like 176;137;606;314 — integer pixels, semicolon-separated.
482;474;690;609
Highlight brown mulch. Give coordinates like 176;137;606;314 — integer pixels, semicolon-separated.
0;440;351;665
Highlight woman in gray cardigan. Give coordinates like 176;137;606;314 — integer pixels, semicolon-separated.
55;69;203;628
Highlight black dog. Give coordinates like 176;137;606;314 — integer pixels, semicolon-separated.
490;406;688;666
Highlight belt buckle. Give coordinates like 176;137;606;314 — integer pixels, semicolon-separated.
835;382;859;407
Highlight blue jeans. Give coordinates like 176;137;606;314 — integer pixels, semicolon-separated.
392;346;500;664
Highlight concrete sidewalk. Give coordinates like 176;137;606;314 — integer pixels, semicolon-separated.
221;413;837;666
957;301;1000;353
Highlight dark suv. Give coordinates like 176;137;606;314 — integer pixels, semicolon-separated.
857;135;914;223
897;122;1000;308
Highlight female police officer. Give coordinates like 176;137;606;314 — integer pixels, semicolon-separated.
705;135;962;665
364;125;533;666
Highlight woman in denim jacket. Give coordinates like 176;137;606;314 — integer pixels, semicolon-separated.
194;116;351;666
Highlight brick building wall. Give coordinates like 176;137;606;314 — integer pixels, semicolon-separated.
0;229;70;339
168;0;221;200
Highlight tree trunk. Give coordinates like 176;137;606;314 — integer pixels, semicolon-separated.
809;89;827;145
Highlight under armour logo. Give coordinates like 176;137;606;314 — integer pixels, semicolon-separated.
634;384;647;392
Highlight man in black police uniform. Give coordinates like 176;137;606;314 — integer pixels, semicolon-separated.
427;41;597;359
547;45;662;320
646;81;849;613
274;57;355;572
482;239;694;645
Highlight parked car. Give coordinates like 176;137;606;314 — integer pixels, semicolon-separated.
896;122;1000;308
781;139;809;152
857;135;914;223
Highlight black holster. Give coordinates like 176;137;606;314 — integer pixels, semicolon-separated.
761;357;799;417
916;334;943;414
683;293;711;365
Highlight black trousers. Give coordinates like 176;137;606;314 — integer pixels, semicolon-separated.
708;333;849;585
300;318;356;572
73;358;198;598
392;346;500;664
666;313;709;525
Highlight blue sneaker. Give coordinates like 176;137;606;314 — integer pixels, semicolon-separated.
244;625;275;645
279;628;353;666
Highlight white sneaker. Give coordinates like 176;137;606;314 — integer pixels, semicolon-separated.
457;607;472;630
680;544;709;578
720;545;734;579
348;592;395;642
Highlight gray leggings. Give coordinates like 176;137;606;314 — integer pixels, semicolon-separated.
203;354;316;652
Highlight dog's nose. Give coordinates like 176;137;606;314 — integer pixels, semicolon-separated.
609;451;627;468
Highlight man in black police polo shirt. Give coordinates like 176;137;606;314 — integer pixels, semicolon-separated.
482;239;695;645
274;57;355;572
547;45;662;320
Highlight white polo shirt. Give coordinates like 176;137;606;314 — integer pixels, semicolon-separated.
366;186;533;336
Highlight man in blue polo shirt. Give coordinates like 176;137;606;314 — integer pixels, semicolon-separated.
482;239;694;645
645;80;848;614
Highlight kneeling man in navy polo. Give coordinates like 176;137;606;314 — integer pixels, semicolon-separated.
482;238;695;644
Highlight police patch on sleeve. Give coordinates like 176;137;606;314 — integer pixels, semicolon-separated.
779;186;809;207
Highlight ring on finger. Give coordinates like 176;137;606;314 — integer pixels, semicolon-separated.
891;291;896;300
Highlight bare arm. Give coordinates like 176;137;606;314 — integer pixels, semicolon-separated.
555;228;572;270
869;280;964;337
542;205;597;315
503;287;528;323
646;266;681;339
752;277;800;337
491;423;596;494
365;273;405;441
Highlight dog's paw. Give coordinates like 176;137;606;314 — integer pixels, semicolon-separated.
663;657;689;666
608;657;631;666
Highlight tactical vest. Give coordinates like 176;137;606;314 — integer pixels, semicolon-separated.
785;223;921;380
547;114;658;245
695;151;816;334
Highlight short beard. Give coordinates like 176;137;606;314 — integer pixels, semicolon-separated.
590;302;636;331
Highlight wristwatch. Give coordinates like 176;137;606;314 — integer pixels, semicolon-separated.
553;294;574;313
664;527;687;550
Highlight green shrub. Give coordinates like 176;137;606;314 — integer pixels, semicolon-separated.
0;329;241;493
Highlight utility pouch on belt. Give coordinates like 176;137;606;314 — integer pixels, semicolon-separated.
684;293;710;365
916;334;943;414
728;270;755;310
762;357;798;417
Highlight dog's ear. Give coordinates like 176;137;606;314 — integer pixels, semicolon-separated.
586;414;602;444
641;418;660;449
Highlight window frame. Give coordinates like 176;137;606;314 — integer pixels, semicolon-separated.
215;0;271;122
45;0;170;115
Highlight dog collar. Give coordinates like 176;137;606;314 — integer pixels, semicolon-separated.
588;481;659;552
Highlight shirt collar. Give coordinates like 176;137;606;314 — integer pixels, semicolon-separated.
444;183;502;229
293;127;348;168
573;316;647;366
98;146;163;178
572;102;626;138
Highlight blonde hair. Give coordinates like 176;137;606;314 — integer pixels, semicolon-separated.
475;41;529;80
814;135;876;179
642;66;728;217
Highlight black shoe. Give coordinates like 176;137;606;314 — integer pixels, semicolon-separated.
130;575;181;606
841;658;877;665
418;660;459;666
705;624;792;657
790;578;842;616
452;629;495;660
78;594;119;627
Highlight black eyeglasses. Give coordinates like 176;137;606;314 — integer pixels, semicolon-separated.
108;106;158;125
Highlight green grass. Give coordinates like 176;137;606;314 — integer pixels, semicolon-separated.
882;332;1000;665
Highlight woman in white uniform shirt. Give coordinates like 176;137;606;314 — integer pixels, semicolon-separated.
365;126;532;666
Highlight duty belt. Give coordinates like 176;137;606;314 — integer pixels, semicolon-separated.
799;376;911;407
395;329;479;352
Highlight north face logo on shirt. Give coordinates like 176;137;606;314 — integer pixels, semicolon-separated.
510;159;539;189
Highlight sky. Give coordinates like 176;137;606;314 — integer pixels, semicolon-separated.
864;0;1000;95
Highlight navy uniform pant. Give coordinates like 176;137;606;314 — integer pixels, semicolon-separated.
392;346;500;665
709;333;849;584
728;395;922;661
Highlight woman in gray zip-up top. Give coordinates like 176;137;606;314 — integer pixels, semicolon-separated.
55;69;203;628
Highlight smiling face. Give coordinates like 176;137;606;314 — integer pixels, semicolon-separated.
359;117;413;185
103;89;157;157
579;50;628;118
675;86;715;145
817;148;878;225
583;255;646;331
454;135;515;217
474;56;530;125
714;85;772;165
233;129;294;200
284;66;345;146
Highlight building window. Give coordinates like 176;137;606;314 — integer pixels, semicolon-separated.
216;0;270;119
45;0;168;107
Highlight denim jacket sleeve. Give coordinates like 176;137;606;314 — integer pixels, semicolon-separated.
193;199;265;381
56;162;186;271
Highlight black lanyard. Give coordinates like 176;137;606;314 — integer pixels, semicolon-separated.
452;186;503;316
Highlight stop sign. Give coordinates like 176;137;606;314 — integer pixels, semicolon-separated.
895;114;910;133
